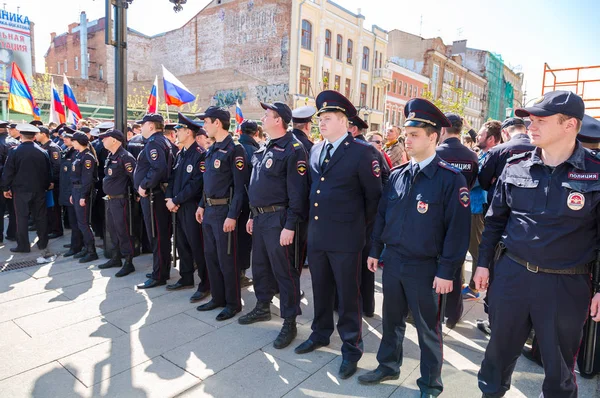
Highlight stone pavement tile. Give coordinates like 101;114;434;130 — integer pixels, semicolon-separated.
15;288;148;337
0;272;54;304
21;259;95;279
182;350;310;398
88;356;199;398
0;361;89;398
162;319;282;380
0;317;124;381
0;289;71;323
39;267;101;291
58;273;170;302
60;313;214;387
0;320;30;349
103;287;198;332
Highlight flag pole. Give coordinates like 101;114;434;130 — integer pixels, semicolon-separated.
165;104;170;122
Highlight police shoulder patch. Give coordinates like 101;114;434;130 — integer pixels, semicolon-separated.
459;187;470;208
438;160;460;174
125;162;133;173
199;161;206;173
371;159;381;178
84;159;92;169
297;160;307;175
52;151;59;160
235;156;245;171
150;148;158;161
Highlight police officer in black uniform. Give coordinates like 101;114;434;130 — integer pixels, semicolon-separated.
60;130;83;257
474;91;600;398
134;114;174;289
127;127;151;256
97;128;137;277
238;101;309;349
291;106;316;153
435;113;478;329
294;91;382;380
195;106;250;321
91;122;113;241
70;132;99;263
35;126;64;239
358;100;471;398
165;113;210;302
1;124;52;254
0;120;19;242
238;119;261;160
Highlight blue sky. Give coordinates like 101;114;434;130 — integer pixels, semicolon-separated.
12;0;600;102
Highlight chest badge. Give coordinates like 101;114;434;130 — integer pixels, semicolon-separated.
186;164;193;173
108;168;113;176
417;201;428;214
567;192;585;211
265;158;273;169
214;159;221;169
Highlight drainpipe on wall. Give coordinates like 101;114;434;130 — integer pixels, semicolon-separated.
295;0;307;107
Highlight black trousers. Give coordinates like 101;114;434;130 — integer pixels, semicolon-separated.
361;221;376;315
478;255;591;398
236;203;252;272
202;205;241;311
72;189;94;247
46;188;63;236
13;191;48;250
106;198;134;257
175;202;209;293
65;205;82;252
376;265;443;396
308;249;363;362
91;186;105;238
252;210;301;318
0;195;15;240
444;266;464;324
141;191;171;282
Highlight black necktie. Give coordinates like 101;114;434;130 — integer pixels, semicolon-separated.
321;143;333;169
412;163;420;181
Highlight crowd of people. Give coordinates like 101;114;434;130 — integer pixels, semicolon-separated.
1;89;599;398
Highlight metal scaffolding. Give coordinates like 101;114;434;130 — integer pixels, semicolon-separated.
542;63;600;119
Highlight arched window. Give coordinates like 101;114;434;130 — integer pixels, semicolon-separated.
301;20;312;50
336;35;343;61
362;47;370;70
347;39;353;64
324;29;331;57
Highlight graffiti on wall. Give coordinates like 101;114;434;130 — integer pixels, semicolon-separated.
254;83;289;104
212;88;247;108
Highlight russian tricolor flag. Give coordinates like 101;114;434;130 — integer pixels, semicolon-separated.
235;101;243;134
147;76;158;113
7;62;40;120
63;74;82;121
162;65;195;107
49;78;66;124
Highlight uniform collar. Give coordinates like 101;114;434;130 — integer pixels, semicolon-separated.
238;133;259;148
529;142;586;170
268;131;293;149
410;152;437;177
442;136;461;146
214;134;233;149
511;133;530;141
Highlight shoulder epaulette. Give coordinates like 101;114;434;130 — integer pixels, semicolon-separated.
437;160;461;174
352;138;370;147
390;161;410;173
506;151;532;163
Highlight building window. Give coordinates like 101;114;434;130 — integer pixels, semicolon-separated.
57;62;61;74
323;70;330;89
301;20;312;50
300;65;311;96
392;79;397;93
374;51;378;69
336;35;343;61
409;84;413;97
360;83;367;106
391;111;396;126
396;80;401;94
334;75;341;91
347;39;353;64
99;65;104;81
362;47;370;70
403;82;408;96
75;56;78;71
64;60;68;73
376;88;380;109
345;78;351;98
324;29;331;57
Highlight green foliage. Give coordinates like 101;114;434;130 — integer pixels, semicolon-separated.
422;82;472;116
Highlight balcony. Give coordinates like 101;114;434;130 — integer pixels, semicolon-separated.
373;68;393;87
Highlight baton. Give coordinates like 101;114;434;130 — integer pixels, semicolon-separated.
583;250;600;374
149;190;155;239
128;190;133;234
171;211;177;269
440;294;448;325
294;222;300;272
227;187;233;255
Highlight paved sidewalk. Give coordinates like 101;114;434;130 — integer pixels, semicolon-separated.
0;231;598;397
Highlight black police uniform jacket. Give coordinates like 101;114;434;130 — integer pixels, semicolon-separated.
1;141;52;193
238;134;261;166
42;140;62;185
292;128;314;153
59;147;78;206
0;132;19;176
436;137;478;189
166;142;205;205
103;146;136;196
133;132;173;191
127;134;145;159
308;133;382;252
370;156;471;280
248;132;309;229
70;148;98;198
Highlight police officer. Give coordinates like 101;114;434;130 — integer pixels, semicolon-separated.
358;100;470;398
435;113;478;329
1;124;52;254
60;130;83;257
294;91;382;380
127;126;151;255
238;101;309;349
134;113;174;289
473;91;600;398
70;132;99;263
165;113;210;302
238;119;261;161
98;128;137;277
35;126;64;239
0;120;19;242
195;106;250;321
91;122;113;241
291;106;315;152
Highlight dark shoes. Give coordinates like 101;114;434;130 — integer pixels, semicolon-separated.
238;301;271;325
338;360;358;379
98;255;122;269
358;367;400;385
420;394;435;398
273;317;297;349
477;319;491;336
73;248;88;259
294;339;328;354
196;300;225;312
63;244;71;248
445;319;458;329
10;247;30;253
64;248;81;257
166;281;194;291
216;307;240;321
239;273;253;288
190;290;210;303
136;279;166;289
115;257;135;277
521;347;543;367
146;273;170;280
79;248;99;263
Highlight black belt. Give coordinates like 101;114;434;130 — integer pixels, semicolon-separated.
251;205;286;216
104;194;126;200
505;251;591;275
205;197;230;206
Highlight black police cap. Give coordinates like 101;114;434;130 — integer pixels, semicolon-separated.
135;113;164;124
403;98;451;128
515;90;585;120
348;115;369;130
501;117;526;130
578;115;600;144
239;119;258;133
260;102;292;124
196;106;230;123
315;90;357;118
99;128;125;141
177;112;202;133
30;120;44;127
72;131;90;146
